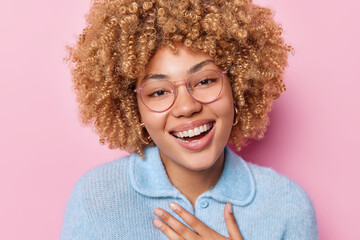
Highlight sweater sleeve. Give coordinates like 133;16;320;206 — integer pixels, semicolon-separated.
283;180;319;240
60;177;96;240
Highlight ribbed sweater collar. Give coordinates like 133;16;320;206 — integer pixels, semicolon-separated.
129;146;256;206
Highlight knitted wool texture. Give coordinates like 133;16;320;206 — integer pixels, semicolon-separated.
61;147;318;239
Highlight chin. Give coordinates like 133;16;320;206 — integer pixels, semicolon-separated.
174;148;223;171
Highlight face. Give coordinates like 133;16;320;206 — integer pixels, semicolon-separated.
136;45;234;171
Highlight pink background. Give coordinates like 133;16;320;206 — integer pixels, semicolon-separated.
0;0;359;239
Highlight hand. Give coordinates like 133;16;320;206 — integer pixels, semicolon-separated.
153;202;244;240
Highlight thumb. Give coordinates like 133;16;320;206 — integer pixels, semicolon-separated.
224;203;244;240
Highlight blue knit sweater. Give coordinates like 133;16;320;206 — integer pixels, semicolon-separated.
61;146;318;239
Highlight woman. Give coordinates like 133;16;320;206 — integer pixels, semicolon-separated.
61;0;318;239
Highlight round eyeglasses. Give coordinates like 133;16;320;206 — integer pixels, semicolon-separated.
134;69;227;112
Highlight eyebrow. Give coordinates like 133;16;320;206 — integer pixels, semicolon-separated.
188;59;215;75
141;59;215;83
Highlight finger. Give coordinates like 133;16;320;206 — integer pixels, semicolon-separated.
169;202;213;235
224;203;244;240
153;218;183;240
154;207;197;239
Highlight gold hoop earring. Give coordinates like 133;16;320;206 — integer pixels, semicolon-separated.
233;107;240;126
139;122;152;145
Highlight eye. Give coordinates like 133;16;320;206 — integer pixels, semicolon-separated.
148;90;169;97
196;78;217;86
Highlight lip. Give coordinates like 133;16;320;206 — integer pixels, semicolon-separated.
170;122;216;151
169;119;215;133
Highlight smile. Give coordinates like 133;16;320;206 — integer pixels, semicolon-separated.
169;121;216;150
171;123;214;141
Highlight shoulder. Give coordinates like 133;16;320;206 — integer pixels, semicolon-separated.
70;153;136;200
79;153;131;182
61;153;139;239
245;161;318;237
245;161;314;205
63;152;136;221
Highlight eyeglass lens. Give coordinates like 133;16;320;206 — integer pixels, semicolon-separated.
140;70;223;112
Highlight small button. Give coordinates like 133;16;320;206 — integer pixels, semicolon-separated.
199;199;209;208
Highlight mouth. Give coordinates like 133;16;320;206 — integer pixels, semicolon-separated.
170;122;215;143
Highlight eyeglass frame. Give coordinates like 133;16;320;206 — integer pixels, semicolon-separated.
134;69;227;113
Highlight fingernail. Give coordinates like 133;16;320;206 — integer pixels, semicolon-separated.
154;208;163;216
153;218;163;228
227;203;233;213
169;202;178;211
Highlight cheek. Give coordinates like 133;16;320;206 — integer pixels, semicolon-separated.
214;81;234;120
210;98;234;124
138;102;167;134
210;81;235;142
137;99;148;122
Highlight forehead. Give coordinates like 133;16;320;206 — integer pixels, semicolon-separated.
137;45;219;86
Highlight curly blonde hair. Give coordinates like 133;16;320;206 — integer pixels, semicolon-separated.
66;0;291;157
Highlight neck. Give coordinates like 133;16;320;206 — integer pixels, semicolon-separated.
159;150;225;207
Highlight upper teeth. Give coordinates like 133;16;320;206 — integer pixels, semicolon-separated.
173;123;212;138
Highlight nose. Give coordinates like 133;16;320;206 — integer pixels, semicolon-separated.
171;86;202;118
